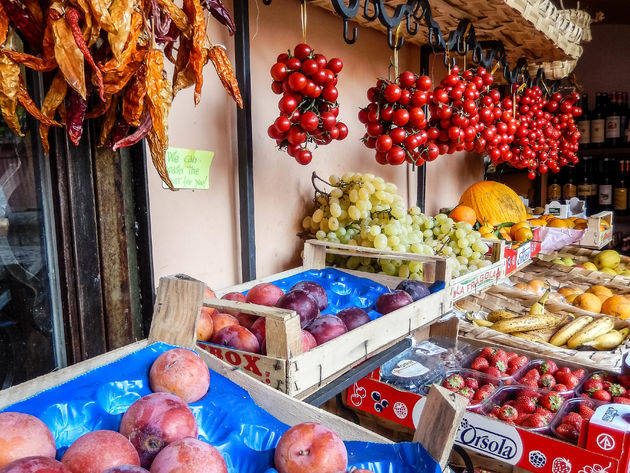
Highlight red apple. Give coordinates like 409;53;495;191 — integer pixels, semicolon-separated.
0;412;56;468
119;393;198;468
220;293;258;328
245;283;284;307
209;312;239;335
301;330;317;352
0;457;71;473
336;308;370;331
375;291;413;314
149;438;227;473
61;430;140;473
274;422;347;473
290;281;327;311
250;317;266;345
102;467;150;473
276;290;319;327
212;325;260;353
197;308;215;341
149;348;210;403
307;316;347;345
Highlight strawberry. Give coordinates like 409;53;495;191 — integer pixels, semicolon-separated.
464;377;479;391
539;360;558;375
471;357;489;371
488;413;499;419
573;369;587;381
483;366;502;378
508;355;528;370
524;368;541;381
504;400;517;408
553;384;568;392
521;377;539;388
613;396;630;405
608;383;626;397
540;392;564;412
458;387;475;400
506;365;520;376
583;377;604;394
490;405;501;416
564;375;580;390
580;393;590;399
618;374;630;389
557;366;572;374
579;404;595;420
506;352;518;361
518;387;540;399
498;405;518;422
515;413;530;425
480;347;495;360
515;396;537;414
521;413;548;428
592;389;612;402
562;412;583;430
556;423;580;441
442;374;465;391
554;371;569;385
535;407;553;422
603;373;616;383
474;384;495;401
540;373;556;389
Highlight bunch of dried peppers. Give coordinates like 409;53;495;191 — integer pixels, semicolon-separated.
0;0;242;189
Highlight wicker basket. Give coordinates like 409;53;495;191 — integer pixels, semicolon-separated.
560;8;593;42
456;285;630;371
534;248;630;284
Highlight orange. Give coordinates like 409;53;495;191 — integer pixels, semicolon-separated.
573;293;603;313
528;218;547;227
528;279;548;293
510;221;531;238
586;285;614;299
558;286;579;298
449;205;477;225
498;227;512;241
547;219;569;228
514;227;534;242
601;296;630;319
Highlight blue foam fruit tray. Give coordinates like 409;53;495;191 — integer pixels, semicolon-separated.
2;342;441;473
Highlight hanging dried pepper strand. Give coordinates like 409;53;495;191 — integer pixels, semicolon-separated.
182;0;205;106
21;0;44;30
65;7;105;101
52;15;86;98
172;38;193;96
66;86;90;145
108;0;135;62
145;47;174;189
72;0;99;47
0;50;57;71
104;117;130;149
87;0;118;34
18;80;62;127
112;110;151;150
99;94;119;145
0;0;44;52
85;96;112;119
209;45;243;108
122;63;147;126
40;72;68;154
0;53;23;136
157;0;192;39
0;3;9;46
201;0;235;35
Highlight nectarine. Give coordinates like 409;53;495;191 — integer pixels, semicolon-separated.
197;308;216;341
0;457;71;473
149;349;210;403
0;412;56;468
61;430;140;473
274;423;347;473
149;438;227;473
212;325;260;353
246;283;284;307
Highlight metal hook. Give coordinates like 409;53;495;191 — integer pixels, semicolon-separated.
387;27;404;50
363;0;379;21
343;19;358;44
262;0;272;4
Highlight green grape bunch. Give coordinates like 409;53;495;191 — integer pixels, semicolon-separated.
301;172;492;280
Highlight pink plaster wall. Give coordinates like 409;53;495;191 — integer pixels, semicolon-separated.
148;0;483;288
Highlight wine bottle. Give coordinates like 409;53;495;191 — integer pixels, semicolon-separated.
547;174;562;203
591;93;605;148
606;92;621;147
563;166;577;201
614;159;628;215
577;94;590;148
599;158;613;211
577;156;592;212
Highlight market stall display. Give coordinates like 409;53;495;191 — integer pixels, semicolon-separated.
536;248;630;278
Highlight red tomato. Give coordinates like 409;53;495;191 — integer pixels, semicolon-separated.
327;58;343;74
299;112;319;132
294;43;312;60
387;146;406;165
375;135;393;153
416;75;432;91
270;63;288;81
295;149;312;165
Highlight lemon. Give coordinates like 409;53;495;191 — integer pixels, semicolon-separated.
594;250;621;270
600;267;618;275
582;262;598;271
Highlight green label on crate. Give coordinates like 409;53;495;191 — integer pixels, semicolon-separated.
162;148;214;189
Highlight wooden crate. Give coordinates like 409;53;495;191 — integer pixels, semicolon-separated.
193;240;452;398
535;247;630;284
0;275;465;470
573;211;613;249
455;285;630;372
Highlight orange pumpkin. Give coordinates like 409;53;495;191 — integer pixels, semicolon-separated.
459;181;527;227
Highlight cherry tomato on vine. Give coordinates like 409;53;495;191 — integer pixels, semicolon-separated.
299;112;319;132
274;116;291;133
288;73;307;92
327;58;343;74
294;43;312;60
295;149;312;165
287;126;307;145
322;86;338;102
384;84;402;103
278;96;298;115
376;135;393;153
336;122;349;140
416;75;432;91
271;63;288;81
387;146;406;165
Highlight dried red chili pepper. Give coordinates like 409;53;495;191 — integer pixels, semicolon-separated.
71;0;99;47
21;0;44;29
201;0;235;35
85;96;112;119
112;110;151;150
108;0;136;62
0;53;22;136
0;3;9;46
122;63;147;126
66;87;90;145
99;94;119;145
88;0;118;34
0;0;44;52
209;45;243;108
53;15;86;99
104;118;131;149
65;7;105;101
0;50;57;71
157;0;192;39
40;72;68;154
182;0;206;106
172;38;193;96
18;80;62;127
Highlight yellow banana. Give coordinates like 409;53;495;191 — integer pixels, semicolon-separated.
549;316;593;347
473;319;494;327
567;317;615;349
513;332;547;343
529;290;551;317
487;310;519;323
581;330;625;350
491;313;565;334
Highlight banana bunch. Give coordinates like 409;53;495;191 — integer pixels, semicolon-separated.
478;291;630;350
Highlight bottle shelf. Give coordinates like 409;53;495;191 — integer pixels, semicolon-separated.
578;147;630;156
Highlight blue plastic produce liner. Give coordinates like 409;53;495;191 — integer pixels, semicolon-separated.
241;267;443;321
2;342;441;473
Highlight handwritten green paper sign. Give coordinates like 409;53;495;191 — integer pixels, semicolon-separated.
162;147;214;189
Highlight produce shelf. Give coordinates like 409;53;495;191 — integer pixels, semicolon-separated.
309;0;581;64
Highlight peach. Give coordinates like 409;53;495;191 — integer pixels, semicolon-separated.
246;283;284;307
149;438;227;473
212;325;260;354
197;308;216;341
120;393;198;468
307;316;347;345
221;293;258;328
274;423;347;473
149;349;210;403
61;430;140;473
102;467;150;473
0;412;56;468
250;317;266;345
0;457;71;473
209;312;239;335
601;296;630;319
204;287;215;298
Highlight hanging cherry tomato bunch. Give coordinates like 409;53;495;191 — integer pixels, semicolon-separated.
358;71;434;166
268;43;348;165
502;87;581;179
